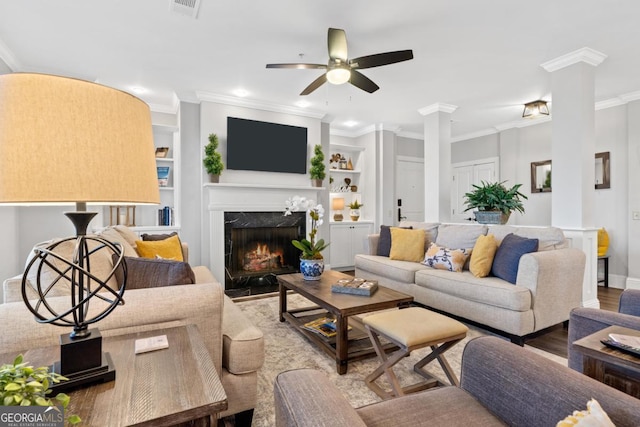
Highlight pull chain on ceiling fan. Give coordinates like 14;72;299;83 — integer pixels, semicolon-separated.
266;28;414;96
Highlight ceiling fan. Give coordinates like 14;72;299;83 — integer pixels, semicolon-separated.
266;28;414;96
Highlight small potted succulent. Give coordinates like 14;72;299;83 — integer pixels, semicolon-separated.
309;145;326;187
349;200;363;221
203;133;224;183
463;181;527;224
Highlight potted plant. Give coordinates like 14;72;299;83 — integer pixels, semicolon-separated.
0;354;80;424
203;133;224;183
284;196;329;280
463;181;527;224
309;144;326;187
349;200;363;221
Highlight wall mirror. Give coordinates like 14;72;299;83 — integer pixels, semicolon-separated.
595;151;610;189
530;160;552;193
531;151;611;193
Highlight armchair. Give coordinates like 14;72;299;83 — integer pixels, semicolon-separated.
0;226;264;426
274;336;640;426
568;289;640;372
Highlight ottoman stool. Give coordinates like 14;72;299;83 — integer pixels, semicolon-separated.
363;306;468;399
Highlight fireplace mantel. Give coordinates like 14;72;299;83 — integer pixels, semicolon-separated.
204;183;324;288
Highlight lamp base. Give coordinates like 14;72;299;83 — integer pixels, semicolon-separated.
50;352;116;393
333;213;344;221
50;328;116;392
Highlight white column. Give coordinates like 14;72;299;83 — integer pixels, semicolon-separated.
541;47;607;308
418;103;457;222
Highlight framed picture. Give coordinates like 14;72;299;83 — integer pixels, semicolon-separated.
155;147;169;158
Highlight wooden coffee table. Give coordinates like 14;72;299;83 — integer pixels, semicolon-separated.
573;325;640;398
0;325;227;426
278;270;413;374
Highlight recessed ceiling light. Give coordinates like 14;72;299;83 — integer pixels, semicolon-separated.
130;86;147;94
344;120;358;127
295;100;310;108
233;89;249;97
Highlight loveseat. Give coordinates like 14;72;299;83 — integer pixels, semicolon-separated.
355;222;586;344
0;225;264;426
274;336;640;426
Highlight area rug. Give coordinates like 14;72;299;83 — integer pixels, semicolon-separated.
234;294;567;427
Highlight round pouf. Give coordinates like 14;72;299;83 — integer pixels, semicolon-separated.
300;258;324;280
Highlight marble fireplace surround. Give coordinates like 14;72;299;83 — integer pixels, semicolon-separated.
204;183;323;287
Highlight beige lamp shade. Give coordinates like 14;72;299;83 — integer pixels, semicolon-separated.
331;197;345;210
0;73;160;205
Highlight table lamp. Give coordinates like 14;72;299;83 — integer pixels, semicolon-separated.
0;73;160;391
332;197;345;221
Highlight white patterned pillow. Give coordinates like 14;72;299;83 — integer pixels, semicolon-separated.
422;242;470;272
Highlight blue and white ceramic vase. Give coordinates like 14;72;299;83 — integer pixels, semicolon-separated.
300;257;324;281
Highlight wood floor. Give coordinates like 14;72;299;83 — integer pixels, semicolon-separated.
526;287;622;358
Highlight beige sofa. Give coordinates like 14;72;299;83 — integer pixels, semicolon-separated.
355;222;586;344
0;226;264;426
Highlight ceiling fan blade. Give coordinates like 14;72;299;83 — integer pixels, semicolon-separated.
300;73;328;96
266;63;327;69
328;28;348;62
349;70;379;93
349;50;414;69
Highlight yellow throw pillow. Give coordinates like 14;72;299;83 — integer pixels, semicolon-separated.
556;398;614;427
470;234;498;278
389;228;425;262
135;234;184;261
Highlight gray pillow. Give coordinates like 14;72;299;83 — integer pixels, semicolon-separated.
113;255;195;289
141;232;178;241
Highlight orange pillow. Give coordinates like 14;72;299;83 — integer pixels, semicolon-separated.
469;234;498;278
135;234;184;261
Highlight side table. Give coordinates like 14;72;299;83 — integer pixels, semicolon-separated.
572;325;640;398
0;324;227;426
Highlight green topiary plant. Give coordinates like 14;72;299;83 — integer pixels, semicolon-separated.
203;133;224;176
309;144;326;181
0;354;80;424
463;181;527;215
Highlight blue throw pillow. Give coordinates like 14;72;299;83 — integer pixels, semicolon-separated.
491;233;539;284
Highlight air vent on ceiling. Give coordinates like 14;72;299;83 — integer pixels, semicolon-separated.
170;0;201;19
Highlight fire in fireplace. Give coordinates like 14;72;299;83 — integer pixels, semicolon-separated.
224;211;305;297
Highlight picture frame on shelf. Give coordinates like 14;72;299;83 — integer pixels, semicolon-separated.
155;147;169;158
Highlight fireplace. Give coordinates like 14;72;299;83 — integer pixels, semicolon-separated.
224;211;305;297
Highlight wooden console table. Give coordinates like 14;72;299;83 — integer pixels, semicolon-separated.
573;325;640;398
0;325;227;426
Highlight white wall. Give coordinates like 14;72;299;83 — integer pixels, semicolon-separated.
451;105;632;284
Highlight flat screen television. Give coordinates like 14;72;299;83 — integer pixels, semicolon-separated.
226;117;308;174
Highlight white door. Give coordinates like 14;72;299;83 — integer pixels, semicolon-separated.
451;158;499;223
396;156;424;223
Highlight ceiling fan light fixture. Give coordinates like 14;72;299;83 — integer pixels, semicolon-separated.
326;67;351;85
523;100;549;118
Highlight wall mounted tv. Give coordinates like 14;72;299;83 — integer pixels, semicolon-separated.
226;117;308;174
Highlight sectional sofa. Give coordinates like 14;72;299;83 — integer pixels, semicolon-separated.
355;222;586;344
0;225;264;426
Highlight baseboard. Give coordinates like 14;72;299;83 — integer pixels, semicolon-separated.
625;277;640;290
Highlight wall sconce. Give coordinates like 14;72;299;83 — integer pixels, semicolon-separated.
522;100;549;118
332;197;345;221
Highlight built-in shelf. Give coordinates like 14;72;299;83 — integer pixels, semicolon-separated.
203;183;325;191
329;169;362;174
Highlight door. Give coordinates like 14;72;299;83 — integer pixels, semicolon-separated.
451;158;499;223
396;156;424;223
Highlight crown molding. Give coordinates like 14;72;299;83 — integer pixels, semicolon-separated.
195;91;326;119
418;102;458;116
450;128;499;143
619;90;640;103
540;47;607;72
148;93;180;114
595;97;625;111
0;37;19;71
396;130;423;140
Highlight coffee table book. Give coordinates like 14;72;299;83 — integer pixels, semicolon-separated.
332;278;378;296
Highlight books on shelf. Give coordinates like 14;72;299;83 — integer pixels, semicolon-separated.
331;278;378;296
158;206;174;226
302;317;351;338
